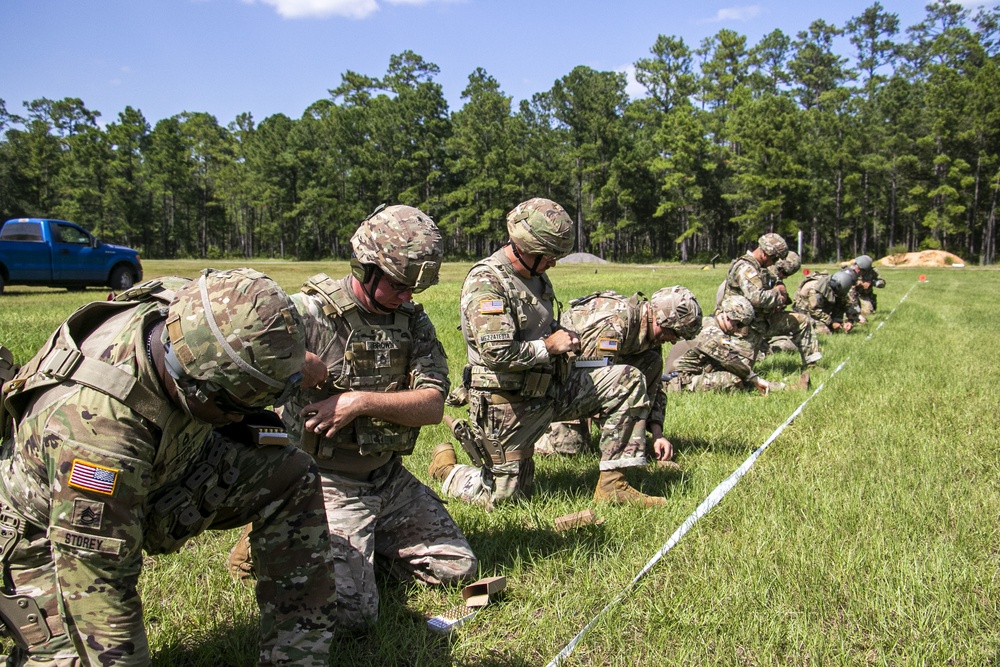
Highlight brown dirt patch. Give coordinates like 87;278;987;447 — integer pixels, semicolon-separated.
878;249;966;267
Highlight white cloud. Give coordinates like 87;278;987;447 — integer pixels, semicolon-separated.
255;0;380;19
703;4;761;23
251;0;458;19
617;64;647;101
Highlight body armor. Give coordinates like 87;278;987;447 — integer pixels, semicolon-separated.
300;274;419;458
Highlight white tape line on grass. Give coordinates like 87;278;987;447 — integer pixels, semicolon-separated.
544;282;919;667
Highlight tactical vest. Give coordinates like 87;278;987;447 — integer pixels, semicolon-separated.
298;274;419;459
793;272;832;310
464;256;558;399
565;290;645;364
722;254;766;302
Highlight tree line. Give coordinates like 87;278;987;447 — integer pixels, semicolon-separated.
1;1;998;265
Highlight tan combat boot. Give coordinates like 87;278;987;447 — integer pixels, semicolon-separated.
593;470;667;508
227;524;255;587
428;442;457;481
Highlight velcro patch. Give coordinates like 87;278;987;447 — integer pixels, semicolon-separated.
50;526;124;556
72;498;105;529
597;338;619;352
479;299;504;314
68;459;119;496
364;340;398;350
745;269;758;279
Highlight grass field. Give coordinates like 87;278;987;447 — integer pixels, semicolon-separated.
2;260;999;666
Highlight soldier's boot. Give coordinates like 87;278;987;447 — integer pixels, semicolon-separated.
227;524;255;587
429;442;457;481
593;470;667;508
803;351;822;367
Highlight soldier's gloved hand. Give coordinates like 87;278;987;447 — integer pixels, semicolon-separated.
773;284;789;305
544;328;581;355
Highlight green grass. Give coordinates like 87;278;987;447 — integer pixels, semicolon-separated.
2;262;999;666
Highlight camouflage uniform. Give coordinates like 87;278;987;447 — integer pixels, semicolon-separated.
665;292;760;394
721;237;820;366
0;270;337;666
281;273;476;632
850;261;885;315
664;320;756;391
439;199;659;508
534;289;697;456
792;271;853;335
440;253;653;507
764;251;802;357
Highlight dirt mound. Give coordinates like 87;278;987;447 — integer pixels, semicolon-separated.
879;249;966;267
558;252;609;264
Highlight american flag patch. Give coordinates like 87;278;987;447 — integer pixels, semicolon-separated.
479;299;504;314
68;460;119;496
598;338;619;352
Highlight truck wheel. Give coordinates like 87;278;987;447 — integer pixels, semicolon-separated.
110;266;135;291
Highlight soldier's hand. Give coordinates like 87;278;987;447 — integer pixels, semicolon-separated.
774;284;789;304
301;352;328;388
753;377;770;396
302;394;360;439
843;321;854;333
652;436;674;461
544;328;581;356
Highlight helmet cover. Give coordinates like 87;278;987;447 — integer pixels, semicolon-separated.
649;286;703;339
164;267;305;408
506;198;575;259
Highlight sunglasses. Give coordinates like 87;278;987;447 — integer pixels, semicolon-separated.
381;274;426;294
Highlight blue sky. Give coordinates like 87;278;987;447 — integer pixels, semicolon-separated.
2;0;993;128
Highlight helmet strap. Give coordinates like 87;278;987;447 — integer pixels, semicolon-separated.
362;267;395;314
508;242;546;277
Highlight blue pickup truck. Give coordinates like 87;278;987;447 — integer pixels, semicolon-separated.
0;218;143;294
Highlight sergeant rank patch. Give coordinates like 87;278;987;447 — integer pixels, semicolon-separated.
68;459;119;496
72;498;105;529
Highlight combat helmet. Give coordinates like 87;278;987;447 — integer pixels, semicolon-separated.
758;233;789;259
775;251;801;278
830;270;855;296
351;204;443;294
720;295;755;326
854;254;873;271
649;286;703;340
164;267;304;412
506;198;575;260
